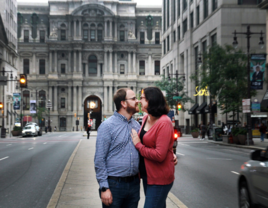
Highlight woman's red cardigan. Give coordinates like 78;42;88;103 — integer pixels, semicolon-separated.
135;114;175;185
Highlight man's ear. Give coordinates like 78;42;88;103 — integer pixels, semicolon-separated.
121;100;127;109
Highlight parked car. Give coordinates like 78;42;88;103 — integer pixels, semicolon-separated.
25;122;42;136
238;146;268;207
22;125;38;137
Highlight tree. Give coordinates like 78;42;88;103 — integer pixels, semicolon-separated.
191;44;256;122
155;75;193;110
30;106;49;127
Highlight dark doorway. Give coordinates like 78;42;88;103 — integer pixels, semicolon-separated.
84;96;102;130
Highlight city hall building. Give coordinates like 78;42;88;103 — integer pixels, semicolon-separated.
161;0;266;133
17;0;162;131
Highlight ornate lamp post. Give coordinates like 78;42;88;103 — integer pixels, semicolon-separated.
232;25;264;145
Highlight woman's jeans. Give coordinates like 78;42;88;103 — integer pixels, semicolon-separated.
261;132;265;141
142;176;173;208
100;177;140;208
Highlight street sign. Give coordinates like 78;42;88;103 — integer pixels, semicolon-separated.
0;116;7;118
46;101;52;108
242;99;251;113
173;96;182;100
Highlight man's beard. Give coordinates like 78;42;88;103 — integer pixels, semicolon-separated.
126;103;137;115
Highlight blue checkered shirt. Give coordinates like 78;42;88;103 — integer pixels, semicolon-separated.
94;111;141;189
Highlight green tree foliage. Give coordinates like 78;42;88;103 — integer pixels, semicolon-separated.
155;75;193;110
191;44;256;118
31;106;49;126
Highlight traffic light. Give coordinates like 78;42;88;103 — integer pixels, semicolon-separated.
74;113;76;117
177;103;182;111
174;128;178;140
19;74;27;88
0;102;3;109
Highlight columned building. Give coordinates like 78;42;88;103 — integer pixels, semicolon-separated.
161;0;266;133
17;0;162;131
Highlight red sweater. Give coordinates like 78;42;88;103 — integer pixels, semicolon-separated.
135;114;175;185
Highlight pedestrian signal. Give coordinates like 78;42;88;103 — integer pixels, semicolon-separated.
74;113;76;117
20;74;27;88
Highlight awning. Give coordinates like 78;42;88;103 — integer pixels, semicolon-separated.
188;103;199;114
23;116;32;122
196;102;207;114
7;110;12;115
261;89;268;112
204;103;217;113
204;105;210;113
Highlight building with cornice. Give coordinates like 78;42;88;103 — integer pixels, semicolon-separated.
17;0;162;131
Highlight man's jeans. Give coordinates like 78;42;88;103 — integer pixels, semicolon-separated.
142;176;173;208
100;177;140;208
261;132;265;141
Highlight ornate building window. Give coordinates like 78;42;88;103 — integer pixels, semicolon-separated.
83;23;88;40
140;32;144;44
60;23;66;40
61;98;65;108
139;60;145;75
155;61;160;75
39;90;46;108
97;23;103;41
120;25;125;41
120;64;125;74
40;30;45;43
24;30;29;42
88;55;97;74
155;32;160;44
60;118;66;129
90;23;96;41
23;90;30;110
23;59;30;74
61;64;66;74
39;59;45;74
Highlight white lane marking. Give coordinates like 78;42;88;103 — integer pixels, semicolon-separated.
28;147;34;150
0;156;9;161
176;153;185;156
58;135;62;137
177;143;189;146
6;144;12;146
231;171;240;175
206;158;232;160
43;142;47;144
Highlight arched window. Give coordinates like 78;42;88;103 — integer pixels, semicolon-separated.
39;90;46;108
88;55;97;74
23;90;30;110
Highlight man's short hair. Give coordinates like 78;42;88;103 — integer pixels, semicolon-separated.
113;88;131;111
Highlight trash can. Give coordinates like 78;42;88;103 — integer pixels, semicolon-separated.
213;127;223;141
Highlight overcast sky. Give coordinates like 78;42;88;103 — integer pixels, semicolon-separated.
17;0;162;6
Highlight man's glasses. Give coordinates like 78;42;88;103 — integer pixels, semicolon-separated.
125;97;137;101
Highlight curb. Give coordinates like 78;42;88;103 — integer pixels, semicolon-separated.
46;139;82;208
168;192;188;208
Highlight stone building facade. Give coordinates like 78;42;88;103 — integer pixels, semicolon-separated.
0;0;18;136
161;0;266;133
17;0;162;131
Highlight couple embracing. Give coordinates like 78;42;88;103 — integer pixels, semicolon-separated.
94;87;176;208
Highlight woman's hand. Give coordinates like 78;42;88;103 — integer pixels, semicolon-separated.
173;153;178;166
131;129;141;146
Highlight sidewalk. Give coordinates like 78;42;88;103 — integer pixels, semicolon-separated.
47;132;186;208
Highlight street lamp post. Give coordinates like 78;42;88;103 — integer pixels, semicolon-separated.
232;25;265;145
47;100;52;132
168;70;185;129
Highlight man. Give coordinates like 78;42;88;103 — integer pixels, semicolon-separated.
94;88;140;208
14;98;20;110
252;65;263;81
94;88;177;208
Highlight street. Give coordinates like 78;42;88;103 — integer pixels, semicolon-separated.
173;137;252;208
0;132;81;208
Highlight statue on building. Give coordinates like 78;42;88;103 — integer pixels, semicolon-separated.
128;22;136;39
49;25;58;39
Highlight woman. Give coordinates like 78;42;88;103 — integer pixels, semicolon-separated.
131;87;174;208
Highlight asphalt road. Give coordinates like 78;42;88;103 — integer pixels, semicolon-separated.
0;132;82;208
172;137;252;208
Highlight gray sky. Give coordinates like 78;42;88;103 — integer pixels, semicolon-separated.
17;0;162;6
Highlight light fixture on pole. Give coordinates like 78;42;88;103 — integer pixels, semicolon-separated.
232;25;265;145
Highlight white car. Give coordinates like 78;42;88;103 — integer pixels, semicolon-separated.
22;125;38;137
25;122;42;136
